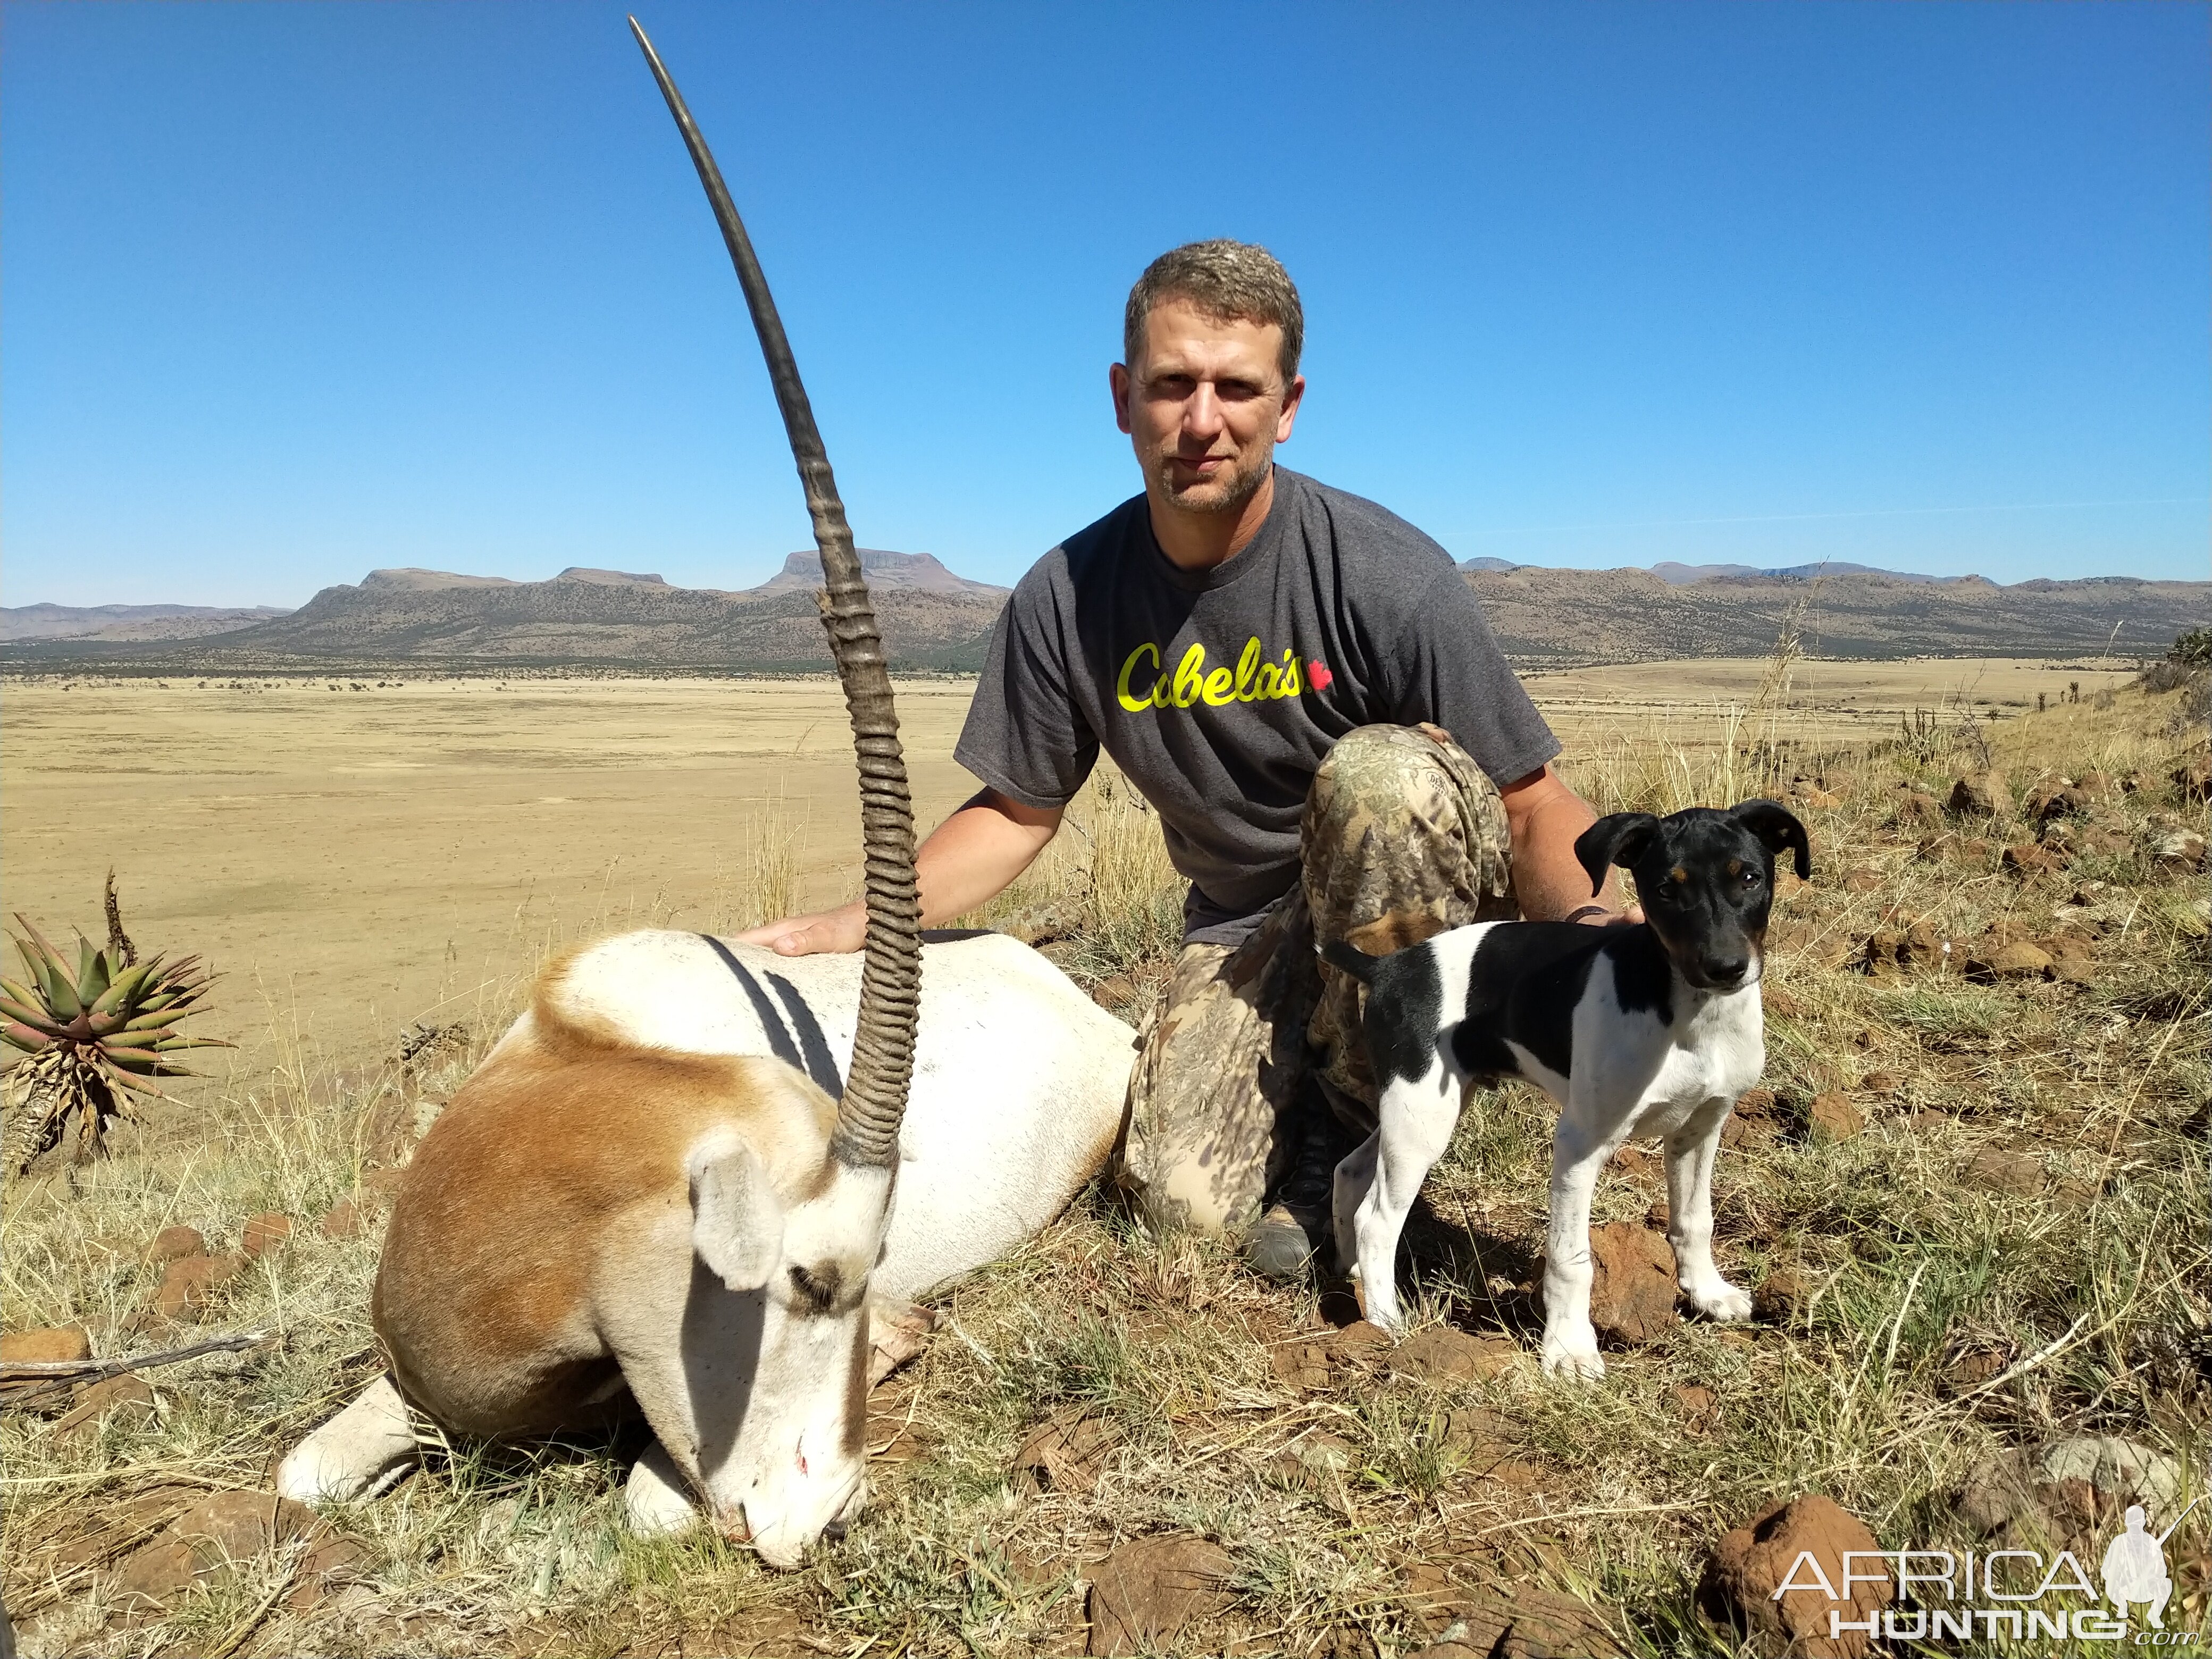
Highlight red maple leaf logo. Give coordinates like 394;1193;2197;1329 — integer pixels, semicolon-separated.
1306;661;1334;692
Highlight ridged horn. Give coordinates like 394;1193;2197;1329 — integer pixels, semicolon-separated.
631;16;920;1169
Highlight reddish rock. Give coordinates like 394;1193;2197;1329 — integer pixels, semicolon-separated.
1329;1321;1393;1366
152;1253;245;1321
2001;843;2063;877
1892;790;1942;828
1859;1071;1901;1097
1269;1339;1332;1391
1966;1148;2042;1196
2043;936;2097;985
145;1225;206;1264
1013;1405;1122;1497
1840;868;1883;893
1807;1092;1864;1142
1585;1222;1677;1345
1754;1266;1810;1323
319;1199;364;1239
1700;1494;1891;1658
1988;941;2054;981
1086;1535;1235;1656
1392;1327;1518;1384
1674;1384;1719;1430
2024;781;2091;822
114;1491;321;1607
53;1372;156;1439
0;1325;91;1363
1948;772;2009;818
2152;828;2208;872
240;1212;293;1258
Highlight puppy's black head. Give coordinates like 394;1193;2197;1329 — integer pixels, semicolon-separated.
1576;800;1812;992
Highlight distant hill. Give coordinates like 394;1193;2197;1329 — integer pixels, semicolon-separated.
6;550;2201;672
0;602;290;642
1466;567;2207;664
1;550;1009;673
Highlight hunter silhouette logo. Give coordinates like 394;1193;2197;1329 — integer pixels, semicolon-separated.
1116;637;1328;711
2102;1499;2199;1630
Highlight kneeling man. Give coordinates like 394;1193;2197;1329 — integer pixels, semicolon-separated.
744;240;1630;1278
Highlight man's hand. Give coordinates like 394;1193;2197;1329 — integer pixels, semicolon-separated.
1499;764;1641;924
732;788;1062;958
735;902;866;957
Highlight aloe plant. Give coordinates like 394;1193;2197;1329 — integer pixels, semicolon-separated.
1;903;228;1171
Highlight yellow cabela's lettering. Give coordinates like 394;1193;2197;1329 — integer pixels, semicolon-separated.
1116;638;1313;713
1233;636;1264;702
1170;643;1208;708
1116;642;1162;712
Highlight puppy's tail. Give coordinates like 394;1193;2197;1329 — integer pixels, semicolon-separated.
1319;938;1379;984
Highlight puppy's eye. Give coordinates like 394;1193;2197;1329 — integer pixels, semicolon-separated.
1740;868;1762;887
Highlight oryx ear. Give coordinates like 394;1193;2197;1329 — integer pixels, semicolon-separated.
1732;799;1812;881
1574;812;1661;897
688;1137;785;1292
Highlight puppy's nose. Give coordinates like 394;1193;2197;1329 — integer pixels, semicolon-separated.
1701;956;1749;986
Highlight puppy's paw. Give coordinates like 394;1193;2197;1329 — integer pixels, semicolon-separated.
1687;1280;1753;1323
1539;1330;1605;1383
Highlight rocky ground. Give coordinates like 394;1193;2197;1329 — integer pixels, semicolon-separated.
2;676;2205;1657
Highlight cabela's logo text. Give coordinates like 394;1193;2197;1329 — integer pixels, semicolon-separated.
1117;638;1333;713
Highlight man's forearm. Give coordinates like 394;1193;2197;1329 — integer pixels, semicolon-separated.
1500;766;1624;922
912;790;1062;925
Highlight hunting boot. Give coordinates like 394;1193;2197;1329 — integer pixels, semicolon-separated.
1243;1095;1352;1284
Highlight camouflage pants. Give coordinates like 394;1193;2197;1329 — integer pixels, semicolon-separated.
1113;723;1516;1235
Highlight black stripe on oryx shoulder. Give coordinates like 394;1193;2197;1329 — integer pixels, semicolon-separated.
766;970;845;1100
699;935;804;1076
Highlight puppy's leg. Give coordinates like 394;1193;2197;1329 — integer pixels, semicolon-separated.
1665;1096;1750;1321
1540;1104;1619;1382
1331;1127;1380;1278
1354;1063;1460;1333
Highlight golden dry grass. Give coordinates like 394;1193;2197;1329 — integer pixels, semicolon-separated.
2;664;2205;1658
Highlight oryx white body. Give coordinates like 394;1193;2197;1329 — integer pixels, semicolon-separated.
279;929;1133;1560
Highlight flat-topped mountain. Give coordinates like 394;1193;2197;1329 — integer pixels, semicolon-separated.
756;548;1004;596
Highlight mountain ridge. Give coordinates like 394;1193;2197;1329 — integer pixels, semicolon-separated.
5;551;2201;670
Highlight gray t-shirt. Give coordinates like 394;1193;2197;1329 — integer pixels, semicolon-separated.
956;467;1560;943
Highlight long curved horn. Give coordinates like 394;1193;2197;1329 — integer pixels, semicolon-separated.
631;17;920;1169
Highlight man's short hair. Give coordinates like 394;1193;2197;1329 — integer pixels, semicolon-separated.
1123;240;1303;385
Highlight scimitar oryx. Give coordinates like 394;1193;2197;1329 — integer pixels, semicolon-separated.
276;20;1134;1566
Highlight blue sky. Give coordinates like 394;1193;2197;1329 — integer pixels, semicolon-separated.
3;1;2206;608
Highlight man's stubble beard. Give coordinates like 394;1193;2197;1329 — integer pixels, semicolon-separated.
1152;443;1275;517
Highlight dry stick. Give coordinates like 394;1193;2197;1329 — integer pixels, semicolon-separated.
0;1327;278;1409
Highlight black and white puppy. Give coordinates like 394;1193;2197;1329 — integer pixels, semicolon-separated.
1321;800;1811;1381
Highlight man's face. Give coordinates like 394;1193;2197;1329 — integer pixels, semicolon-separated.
1111;298;1305;516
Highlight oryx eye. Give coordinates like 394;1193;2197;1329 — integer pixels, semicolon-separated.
788;1264;838;1313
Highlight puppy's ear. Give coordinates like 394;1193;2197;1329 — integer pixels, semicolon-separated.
1574;812;1661;896
1731;799;1812;880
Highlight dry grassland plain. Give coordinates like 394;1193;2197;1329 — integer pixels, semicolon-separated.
0;658;2131;1079
1;657;2203;1658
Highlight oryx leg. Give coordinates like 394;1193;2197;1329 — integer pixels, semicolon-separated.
275;1372;418;1506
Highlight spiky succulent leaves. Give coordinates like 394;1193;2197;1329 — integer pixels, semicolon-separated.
3;914;229;1171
